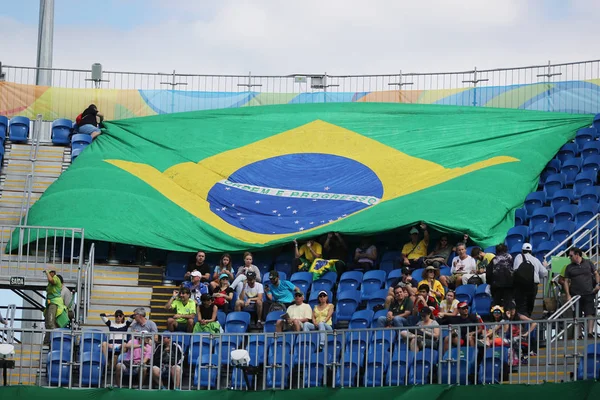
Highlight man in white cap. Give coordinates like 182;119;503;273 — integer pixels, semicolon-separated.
183;271;209;305
512;243;547;317
400;223;429;269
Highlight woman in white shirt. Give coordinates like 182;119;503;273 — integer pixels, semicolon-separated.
438;290;459;318
231;252;262;295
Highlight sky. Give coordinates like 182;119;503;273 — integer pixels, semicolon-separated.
0;0;599;76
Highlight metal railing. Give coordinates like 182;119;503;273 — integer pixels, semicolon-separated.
1;59;599;120
81;244;95;324
1;317;598;390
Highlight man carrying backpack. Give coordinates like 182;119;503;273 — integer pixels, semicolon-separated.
512;243;548;317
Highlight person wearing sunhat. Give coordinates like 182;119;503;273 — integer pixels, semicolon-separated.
211;273;234;312
400;223;430;269
418;266;445;301
302;290;335;349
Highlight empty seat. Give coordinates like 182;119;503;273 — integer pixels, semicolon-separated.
224;312;251;333
556;142;579;163
515;208;527;226
524;192;546;217
310;279;333;296
335;351;363;387
364;288;388;310
574;171;598;198
379;250;401;275
349;309;374;330
304;352;331;387
530;222;553;248
582;155;600;175
474;284;492;317
439;347;476;385
509;243;522;259
0;115;8;142
577;343;600;380
575;127;598;148
529;206;553;229
534;240;560;263
193;353;218;388
246;335;266;367
290;272;313;297
541;159;561;183
581;141;600;160
364;351;391;387
8;116;30;142
80;351;105;387
594;114;600;131
455;284;476;306
505;226;529;249
51;118;73;145
544;173;566;199
335;290;361;325
293;333;320;366
189;336;215;367
554;204;577;224
561;158;582;185
164;252;189;281
479;347;509;384
264;310;282;333
549;188;574;212
361;270;386;298
338;271;363;293
579;186;600;207
47;350;71;386
552;222;576;244
576;203;599;224
409;349;438;385
388;350;414;386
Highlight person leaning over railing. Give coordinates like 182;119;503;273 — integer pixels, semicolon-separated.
302;290;334;350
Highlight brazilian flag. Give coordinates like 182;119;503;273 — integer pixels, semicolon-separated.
17;103;592;251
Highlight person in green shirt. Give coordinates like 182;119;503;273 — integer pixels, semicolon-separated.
43;270;67;345
165;287;196;332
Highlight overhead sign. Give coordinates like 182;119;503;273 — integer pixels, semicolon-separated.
9;277;25;287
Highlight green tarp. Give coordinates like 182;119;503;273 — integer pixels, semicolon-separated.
20;103;592;252
2;381;600;400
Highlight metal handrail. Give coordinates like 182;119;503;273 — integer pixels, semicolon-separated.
549;295;581;321
83;244;95;324
543;214;599;263
23;114;42;226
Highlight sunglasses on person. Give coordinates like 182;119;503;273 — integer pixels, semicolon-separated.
318;293;328;298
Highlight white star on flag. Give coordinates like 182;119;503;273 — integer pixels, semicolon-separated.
292;210;298;214
240;217;245;220
221;207;227;211
255;200;261;204
328;219;333;223
324;186;330;191
272;210;277;213
299;227;305;231
320;220;325;223
236;213;242;216
342;214;347;217
294;220;299;224
309;222;314;225
286;206;292;209
278;214;281;217
225;187;231;191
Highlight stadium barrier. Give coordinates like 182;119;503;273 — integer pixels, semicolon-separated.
2;316;598;390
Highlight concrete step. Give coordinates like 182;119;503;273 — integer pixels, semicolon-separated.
7;144;66;162
90;284;152;305
0;190;42;208
3;159;63;177
0;174;57;193
0;206;22;225
92;265;140;286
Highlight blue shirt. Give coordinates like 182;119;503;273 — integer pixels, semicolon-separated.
267;280;296;303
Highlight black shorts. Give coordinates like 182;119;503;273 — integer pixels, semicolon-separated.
579;294;597;316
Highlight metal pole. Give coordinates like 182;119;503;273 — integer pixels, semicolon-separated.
536;60;562;112
35;0;54;86
160;70;187;114
388;70;414;102
462;67;489;106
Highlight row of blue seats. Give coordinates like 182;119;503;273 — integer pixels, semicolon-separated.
506;220;594;251
0;115;30;143
540;170;597;199
522;187;600;218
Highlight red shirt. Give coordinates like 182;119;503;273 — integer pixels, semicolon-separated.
416;295;440;317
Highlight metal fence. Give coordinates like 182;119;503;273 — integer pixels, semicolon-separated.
1;316;598;390
1;59;600;121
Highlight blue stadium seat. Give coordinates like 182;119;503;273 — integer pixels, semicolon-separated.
310;279;333;297
164;252;189;281
455;284;476;307
561;158;582;185
50;329;73;357
577;344;600;380
225;312;251;333
514;208;527;226
524;192;546;217
47;350;71;386
349;309;374;330
293;333;320;366
556;142;579;163
530;223;553;248
80;351;105;386
230;367;252;389
338;271;363;293
370;329;396;350
246;335;266;366
0;116;7;142
440;266;451;277
264;311;282;333
336;351;363;387
216;310;226;327
549;188;574;212
216;336;241;365
290;272;313;297
576;220;596;251
388;350;414;386
582;155;600;175
114;244;138;263
544;173;566;199
304;352;331;387
579;186;600;207
71;133;93;160
409;349;438;385
529;206;553;229
308;289;332;308
364;289;388;310
51;118;73;145
505;226;528;249
364;351;391;387
576;203;599;224
483;245;496;254
554;204;577;224
361;270;386;298
193;353;218;388
386;269;402;288
373;309;388;326
594;114;600;131
266;339;292;388
581;141;600;160
534;240;560;263
319;271;338;286
575;127;598;148
474;284;492;317
574;171;598;199
8;116;30;142
335;290;361;325
81;330;106;353
552;222;576;245
479;347;509;384
509;243;522;259
540;159;561;183
439;347;476;385
379;250;401;275
274;261;292;278
189;336;214;367
252;254;273;278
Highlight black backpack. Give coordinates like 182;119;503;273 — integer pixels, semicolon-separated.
513;257;535;286
491;255;513;287
467;275;484;285
268;302;286;314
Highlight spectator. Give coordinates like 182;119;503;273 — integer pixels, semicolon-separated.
504;302;538;360
400;306;440;352
193;294;221;334
57;274;75;322
211;254;235;290
440;243;476;289
438;290;459;318
487;244;514;308
263;270;300;319
461;247;490;285
443;302;483;352
485;305;507;346
513;243;548;317
563;247;600;338
212;274;234;313
418;266;444;301
385;267;417;308
152;332;184;390
183;271;209;305
423;235;453;267
347;238;377;271
302;290;334;349
75;104;103;139
293;238;322;273
375;286;413;328
413;283;440;318
165;287;196;333
42;270;67;345
231;252;262;295
129;307;158;333
400;223;429;269
323;232;348;273
234;271;264;326
100;309;132;366
115;331;153;388
275;292;313;332
185;250;211;282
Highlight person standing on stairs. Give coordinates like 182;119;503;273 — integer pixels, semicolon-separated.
563;247;600;339
42;270;68;345
512;243;547;317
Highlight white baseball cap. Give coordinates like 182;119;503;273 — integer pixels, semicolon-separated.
409;227;419;234
522;243;532;251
